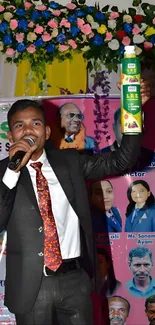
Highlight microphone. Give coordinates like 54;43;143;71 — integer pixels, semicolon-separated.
8;137;35;171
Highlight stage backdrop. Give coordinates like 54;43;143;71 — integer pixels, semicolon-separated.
0;95;155;324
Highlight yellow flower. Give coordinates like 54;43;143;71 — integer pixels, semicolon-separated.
27;32;37;42
86;15;94;24
123;15;132;23
51;28;58;37
4;12;13;22
81;45;90;52
135;46;142;56
0;42;3;51
97;24;107;34
145;26;155;36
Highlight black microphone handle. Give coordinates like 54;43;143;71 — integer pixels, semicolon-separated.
8;151;26;171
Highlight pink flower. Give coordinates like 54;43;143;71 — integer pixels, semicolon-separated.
28;21;34;28
81;24;92;35
34;25;44;34
144;41;153;51
122;36;131;46
68;39;77;49
27;45;36;53
77;18;84;27
6;48;15;56
105;31;113;41
38;5;47;11
153;18;155;25
132;24;141;35
0;5;4;12
52;10;61;16
59;44;69;52
88;32;94;39
42;33;52;41
48;19;58;28
10;19;18;30
109;12;119;19
16;33;24;43
24;2;33;10
6;5;16;10
60;18;70;28
66;3;76;10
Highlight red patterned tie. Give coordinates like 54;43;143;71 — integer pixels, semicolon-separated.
30;162;62;271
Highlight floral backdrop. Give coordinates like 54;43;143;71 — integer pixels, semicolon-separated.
0;0;154;88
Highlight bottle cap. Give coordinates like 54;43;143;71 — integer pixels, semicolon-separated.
124;45;136;54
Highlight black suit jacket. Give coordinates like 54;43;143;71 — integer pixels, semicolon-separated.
0;135;141;314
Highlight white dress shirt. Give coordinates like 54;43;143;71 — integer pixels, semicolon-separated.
2;150;81;259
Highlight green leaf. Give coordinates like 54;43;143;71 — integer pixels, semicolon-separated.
87;60;93;72
78;0;86;4
132;0;142;7
111;6;118;11
101;5;109;12
128;7;136;16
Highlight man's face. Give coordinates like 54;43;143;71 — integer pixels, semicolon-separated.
129;254;152;282
131;183;150;205
91;180;114;212
113;115;122;146
97;253;110;279
60;104;84;136
108;297;129;325
8;106;51;159
146;302;155;325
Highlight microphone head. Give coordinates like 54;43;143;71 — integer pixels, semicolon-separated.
24;137;35;146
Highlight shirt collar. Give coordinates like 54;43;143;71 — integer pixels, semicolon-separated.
128;277;155;292
65;134;75;140
27;149;48;167
106;209;113;218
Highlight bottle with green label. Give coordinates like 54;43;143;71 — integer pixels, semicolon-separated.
120;45;142;134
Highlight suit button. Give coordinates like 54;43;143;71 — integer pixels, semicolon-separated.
38;252;44;257
38;227;43;232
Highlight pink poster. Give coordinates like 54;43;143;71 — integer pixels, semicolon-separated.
42;95;155;325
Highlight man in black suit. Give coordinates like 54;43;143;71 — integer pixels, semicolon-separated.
0;99;144;325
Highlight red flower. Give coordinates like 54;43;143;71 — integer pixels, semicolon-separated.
116;30;126;40
134;15;144;22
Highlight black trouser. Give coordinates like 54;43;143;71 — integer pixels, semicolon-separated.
15;268;93;325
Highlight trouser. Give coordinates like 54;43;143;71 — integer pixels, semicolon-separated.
15;268;93;325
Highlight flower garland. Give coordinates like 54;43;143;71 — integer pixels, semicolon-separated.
0;0;155;88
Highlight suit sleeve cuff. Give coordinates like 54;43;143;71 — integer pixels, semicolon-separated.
2;167;20;189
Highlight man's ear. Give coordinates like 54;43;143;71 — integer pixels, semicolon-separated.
45;126;51;140
7;131;13;143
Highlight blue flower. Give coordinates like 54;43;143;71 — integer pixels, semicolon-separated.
56;33;66;43
87;6;94;13
49;1;59;9
18;19;28;31
75;10;85;17
17;43;26;52
3;34;12;45
70;26;80;37
46;43;55;53
31;11;40;21
120;45;125;55
34;38;44;47
149;35;155;44
16;9;26;16
92;34;103;46
0;22;8;33
95;12;105;21
124;23;132;33
42;10;51;19
68;15;77;23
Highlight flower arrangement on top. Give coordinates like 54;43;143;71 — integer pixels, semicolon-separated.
0;0;155;89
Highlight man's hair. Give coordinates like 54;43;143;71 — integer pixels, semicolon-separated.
58;102;81;116
97;247;111;262
108;295;130;313
7;99;46;130
114;108;121;124
128;247;152;264
145;295;155;309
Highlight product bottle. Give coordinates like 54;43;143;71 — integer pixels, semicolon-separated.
120;45;142;134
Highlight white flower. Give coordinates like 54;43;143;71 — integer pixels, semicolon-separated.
51;29;58;37
4;12;13;22
60;8;68;14
135;46;142;55
81;45;90;52
123;15;132;23
133;34;145;44
108;39;120;50
108;19;116;30
141;23;147;32
91;22;99;29
86;15;94;24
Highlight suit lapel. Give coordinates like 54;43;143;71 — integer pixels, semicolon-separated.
132;209;146;230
